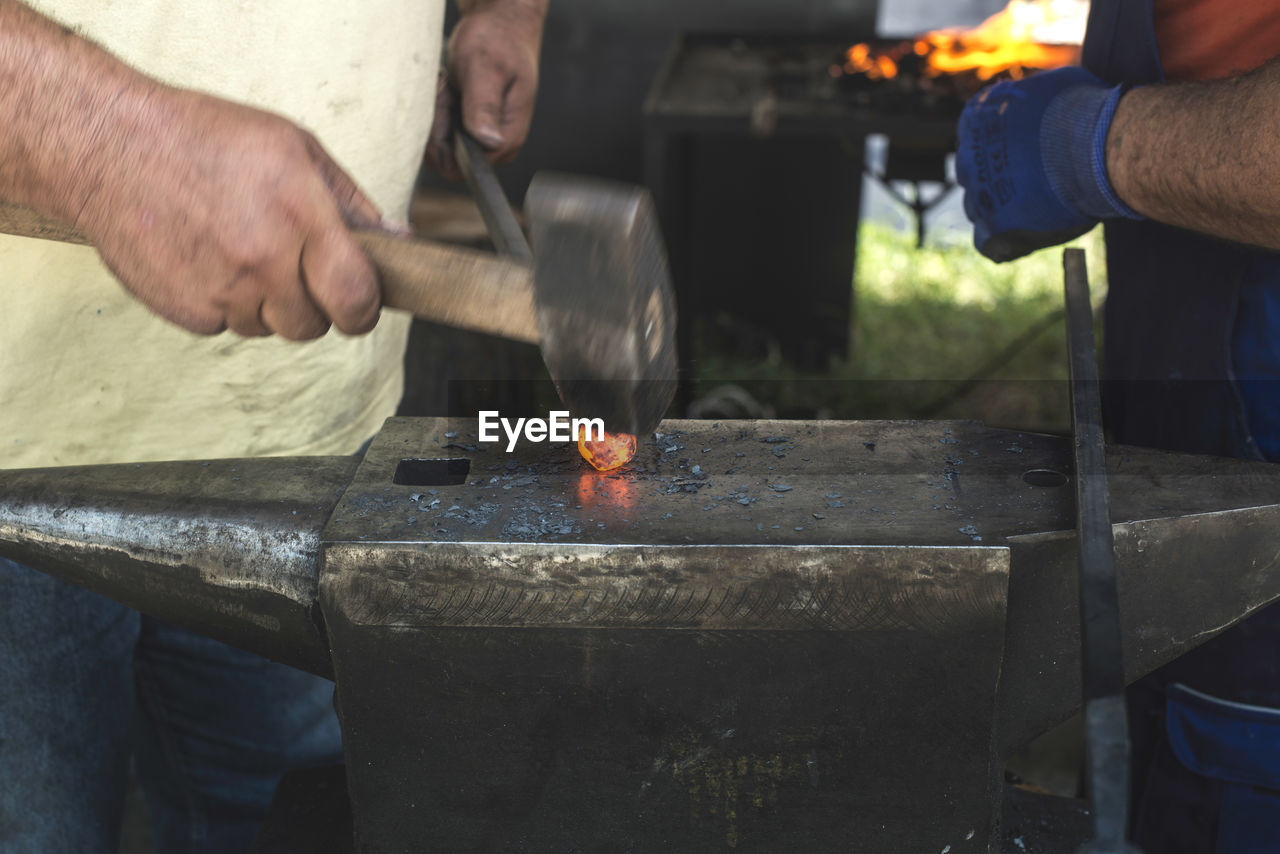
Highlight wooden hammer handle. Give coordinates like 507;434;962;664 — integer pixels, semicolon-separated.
354;229;538;344
0;201;540;344
0;201;90;245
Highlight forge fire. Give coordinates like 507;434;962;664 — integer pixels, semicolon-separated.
837;0;1085;87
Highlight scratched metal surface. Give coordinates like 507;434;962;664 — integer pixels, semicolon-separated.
323;416;1080;548
0;455;356;677
321;417;1018;633
324;416;1280;549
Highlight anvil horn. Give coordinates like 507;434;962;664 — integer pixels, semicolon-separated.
0;456;355;678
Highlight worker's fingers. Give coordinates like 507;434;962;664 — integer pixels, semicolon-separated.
158;304;227;337
303;133;384;230
96;251;230;336
376;218;414;237
251;254;331;341
221;273;273;338
489;67;537;165
456;59;511;153
300;222;381;335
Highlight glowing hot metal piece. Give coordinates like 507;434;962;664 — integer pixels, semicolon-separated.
577;427;637;472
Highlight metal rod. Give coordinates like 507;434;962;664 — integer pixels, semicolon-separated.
1063;248;1140;854
453;130;534;264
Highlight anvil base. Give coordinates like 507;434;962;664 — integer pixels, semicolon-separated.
248;767;1092;854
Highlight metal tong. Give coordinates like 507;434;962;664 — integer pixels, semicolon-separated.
1063;248;1141;854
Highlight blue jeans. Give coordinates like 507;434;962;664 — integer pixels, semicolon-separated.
1129;601;1280;852
0;557;342;853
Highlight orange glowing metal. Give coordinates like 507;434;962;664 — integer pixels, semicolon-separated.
576;427;637;472
843;0;1084;84
575;471;636;514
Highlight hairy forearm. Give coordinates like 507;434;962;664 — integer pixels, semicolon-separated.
0;0;387;339
1107;58;1280;248
0;1;161;224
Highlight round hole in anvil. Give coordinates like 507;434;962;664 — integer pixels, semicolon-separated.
1022;469;1068;488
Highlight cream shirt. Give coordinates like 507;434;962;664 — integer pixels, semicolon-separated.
1;1;444;466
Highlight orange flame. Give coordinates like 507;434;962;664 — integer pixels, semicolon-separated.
843;0;1084;83
576;427;637;472
844;42;901;80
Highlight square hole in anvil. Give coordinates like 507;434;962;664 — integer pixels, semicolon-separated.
393;458;471;487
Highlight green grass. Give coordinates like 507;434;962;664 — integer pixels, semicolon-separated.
689;222;1107;433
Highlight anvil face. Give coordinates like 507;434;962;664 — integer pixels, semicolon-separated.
321;417;1077;550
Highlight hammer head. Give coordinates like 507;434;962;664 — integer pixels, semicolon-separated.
525;174;677;437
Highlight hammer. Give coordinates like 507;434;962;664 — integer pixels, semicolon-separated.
0;137;677;436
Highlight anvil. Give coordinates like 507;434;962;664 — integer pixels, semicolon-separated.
3;417;1280;853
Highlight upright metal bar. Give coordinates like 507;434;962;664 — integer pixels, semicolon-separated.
453;130;535;264
1063;248;1140;854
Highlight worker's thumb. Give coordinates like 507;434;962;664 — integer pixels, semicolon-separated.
303;133;383;229
460;64;508;150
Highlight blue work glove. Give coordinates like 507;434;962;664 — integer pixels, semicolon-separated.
956;65;1142;262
